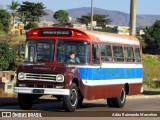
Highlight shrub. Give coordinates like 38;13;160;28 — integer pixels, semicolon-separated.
0;42;16;70
25;22;39;30
143;55;160;81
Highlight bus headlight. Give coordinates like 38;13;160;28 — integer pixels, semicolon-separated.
18;72;25;80
56;74;64;82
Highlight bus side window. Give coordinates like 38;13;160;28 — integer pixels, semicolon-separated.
113;45;124;62
100;44;112;62
124;46;134;62
92;44;100;64
135;47;141;62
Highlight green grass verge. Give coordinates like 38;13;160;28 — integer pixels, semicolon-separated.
143;54;160;89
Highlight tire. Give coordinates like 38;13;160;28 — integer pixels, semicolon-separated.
107;87;126;108
18;93;33;110
107;98;116;107
78;97;83;108
63;83;79;112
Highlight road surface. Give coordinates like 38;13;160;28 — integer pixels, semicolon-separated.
0;95;160;117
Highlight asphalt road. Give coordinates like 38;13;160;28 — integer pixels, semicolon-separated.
0;95;160;115
0;95;160;120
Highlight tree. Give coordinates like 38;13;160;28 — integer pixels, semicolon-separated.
143;20;160;55
25;21;39;30
7;0;20;24
77;13;112;27
0;42;16;70
0;10;11;32
53;10;69;24
17;1;47;22
0;4;4;10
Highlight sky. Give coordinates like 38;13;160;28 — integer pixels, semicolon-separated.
0;0;160;15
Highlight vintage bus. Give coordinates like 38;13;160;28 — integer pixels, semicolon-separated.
14;27;143;112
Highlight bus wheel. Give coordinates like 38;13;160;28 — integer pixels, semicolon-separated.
107;87;126;108
78;97;84;108
18;93;33;110
63;83;78;112
107;98;116;107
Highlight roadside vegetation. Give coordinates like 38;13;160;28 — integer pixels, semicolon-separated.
143;55;160;90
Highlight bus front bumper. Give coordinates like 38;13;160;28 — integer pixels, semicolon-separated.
13;87;70;95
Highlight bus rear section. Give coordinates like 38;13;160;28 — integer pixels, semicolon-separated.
13;27;143;112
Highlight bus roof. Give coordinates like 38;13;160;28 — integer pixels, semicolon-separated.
27;27;140;46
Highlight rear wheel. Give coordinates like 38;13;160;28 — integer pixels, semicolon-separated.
63;83;79;112
18;93;33;110
107;87;126;108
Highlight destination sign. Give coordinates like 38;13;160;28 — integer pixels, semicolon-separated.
40;30;72;36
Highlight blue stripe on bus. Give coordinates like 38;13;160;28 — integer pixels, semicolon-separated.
78;68;143;80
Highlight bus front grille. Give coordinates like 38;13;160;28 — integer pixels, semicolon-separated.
23;73;57;82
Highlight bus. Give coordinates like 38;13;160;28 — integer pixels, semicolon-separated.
14;27;143;112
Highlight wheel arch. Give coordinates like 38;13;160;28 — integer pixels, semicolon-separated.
72;78;84;98
72;78;79;87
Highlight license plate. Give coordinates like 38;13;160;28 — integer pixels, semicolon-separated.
33;89;44;93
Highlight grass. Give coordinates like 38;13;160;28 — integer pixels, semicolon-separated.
143;55;160;81
142;54;160;90
0;33;25;46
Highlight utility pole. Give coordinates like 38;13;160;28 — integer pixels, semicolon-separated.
91;0;93;31
130;0;136;36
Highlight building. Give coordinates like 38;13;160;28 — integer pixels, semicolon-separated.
72;23;87;30
10;16;26;36
38;21;54;27
0;71;15;93
137;29;145;36
116;26;130;35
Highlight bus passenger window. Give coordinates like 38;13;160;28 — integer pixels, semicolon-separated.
100;44;112;62
92;44;100;64
124;46;134;62
113;46;124;62
135;48;141;62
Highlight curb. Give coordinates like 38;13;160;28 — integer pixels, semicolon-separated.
127;94;160;99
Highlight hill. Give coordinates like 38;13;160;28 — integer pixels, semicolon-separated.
42;7;160;28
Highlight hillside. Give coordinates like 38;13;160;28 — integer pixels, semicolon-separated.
42;7;160;27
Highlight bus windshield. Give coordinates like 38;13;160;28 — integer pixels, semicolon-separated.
24;40;54;62
56;39;90;64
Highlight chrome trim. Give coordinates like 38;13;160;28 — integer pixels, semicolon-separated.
19;73;57;82
13;87;70;95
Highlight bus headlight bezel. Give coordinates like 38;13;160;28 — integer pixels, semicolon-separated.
56;74;64;82
18;72;25;80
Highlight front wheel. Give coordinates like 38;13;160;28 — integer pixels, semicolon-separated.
107;87;126;108
18;93;33;110
63;83;79;112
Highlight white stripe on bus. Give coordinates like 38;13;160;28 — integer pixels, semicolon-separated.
82;78;143;86
68;63;143;68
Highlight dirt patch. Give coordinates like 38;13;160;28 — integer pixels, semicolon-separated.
0;89;17;98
